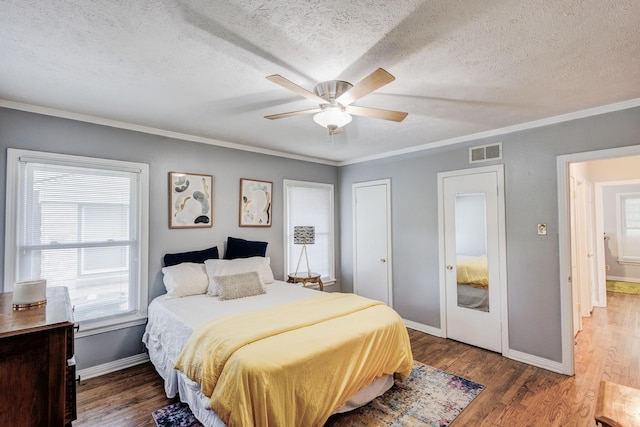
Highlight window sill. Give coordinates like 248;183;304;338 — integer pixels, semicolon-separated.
617;259;640;266
75;313;147;338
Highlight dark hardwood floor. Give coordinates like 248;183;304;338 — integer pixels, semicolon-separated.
74;291;640;426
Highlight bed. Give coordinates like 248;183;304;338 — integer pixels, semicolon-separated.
456;254;489;311
142;242;413;427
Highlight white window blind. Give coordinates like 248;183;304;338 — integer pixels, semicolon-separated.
5;149;149;330
284;181;335;282
617;193;640;264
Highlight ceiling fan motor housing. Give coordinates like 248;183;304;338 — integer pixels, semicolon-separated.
314;80;353;106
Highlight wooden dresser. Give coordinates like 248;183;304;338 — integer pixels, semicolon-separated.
0;286;76;427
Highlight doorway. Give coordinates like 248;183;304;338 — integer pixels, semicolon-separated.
557;145;640;375
438;165;508;353
352;179;393;306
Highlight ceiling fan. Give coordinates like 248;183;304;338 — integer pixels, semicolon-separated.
264;68;408;135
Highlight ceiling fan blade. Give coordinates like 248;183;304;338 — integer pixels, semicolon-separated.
264;108;322;120
346;105;408;122
266;75;330;105
336;68;396;106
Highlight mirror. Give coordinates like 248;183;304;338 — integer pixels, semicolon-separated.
454;193;489;312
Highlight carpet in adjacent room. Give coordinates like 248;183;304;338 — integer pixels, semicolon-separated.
606;280;640;295
152;361;484;427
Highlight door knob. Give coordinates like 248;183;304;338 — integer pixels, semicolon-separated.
446;265;453;270
380;258;387;263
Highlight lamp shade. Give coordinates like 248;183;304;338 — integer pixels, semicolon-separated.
294;226;315;244
313;108;352;129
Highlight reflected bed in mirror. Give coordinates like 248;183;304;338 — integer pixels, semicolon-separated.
456;255;489;312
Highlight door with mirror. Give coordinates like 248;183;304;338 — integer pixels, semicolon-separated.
439;166;506;353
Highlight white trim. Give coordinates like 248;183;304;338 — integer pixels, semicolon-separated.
505;349;565;374
341;98;640;166
593;183;607;307
0;99;338;166
352;179;393;307
4;98;639;168
4;148;150;330
75;316;147;338
77;353;150;381
282;179;336;283
403;319;443;338
557;143;640;376
437;165;509;355
607;275;640;283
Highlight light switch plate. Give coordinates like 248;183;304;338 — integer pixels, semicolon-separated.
537;224;547;235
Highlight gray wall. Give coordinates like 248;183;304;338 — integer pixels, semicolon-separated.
603;184;640;279
0;108;338;370
339;106;640;363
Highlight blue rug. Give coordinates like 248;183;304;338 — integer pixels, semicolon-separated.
152;361;484;427
152;402;202;427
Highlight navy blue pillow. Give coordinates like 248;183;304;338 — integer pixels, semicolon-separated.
163;246;219;267
224;237;268;260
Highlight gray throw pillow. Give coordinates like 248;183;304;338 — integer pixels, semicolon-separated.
215;271;266;301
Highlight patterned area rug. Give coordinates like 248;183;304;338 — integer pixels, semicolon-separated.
152;361;484;427
606;280;640;295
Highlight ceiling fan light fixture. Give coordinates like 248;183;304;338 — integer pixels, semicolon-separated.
313;107;352;130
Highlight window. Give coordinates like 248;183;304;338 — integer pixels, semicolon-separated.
616;193;640;264
283;180;335;283
4;149;149;334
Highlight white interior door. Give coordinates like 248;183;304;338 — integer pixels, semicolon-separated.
439;166;506;353
353;180;392;306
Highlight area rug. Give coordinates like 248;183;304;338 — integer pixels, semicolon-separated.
152;361;484;427
606;280;640;295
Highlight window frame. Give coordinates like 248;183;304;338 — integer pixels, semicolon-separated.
282;179;336;285
4;148;149;337
616;192;640;265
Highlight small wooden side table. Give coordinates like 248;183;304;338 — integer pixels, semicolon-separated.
595;380;640;427
287;272;323;291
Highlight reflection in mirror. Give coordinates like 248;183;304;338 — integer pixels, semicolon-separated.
455;193;489;312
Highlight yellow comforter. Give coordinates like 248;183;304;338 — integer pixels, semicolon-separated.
174;292;413;427
456;255;489;288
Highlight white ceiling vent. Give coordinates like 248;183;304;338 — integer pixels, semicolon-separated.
469;142;502;163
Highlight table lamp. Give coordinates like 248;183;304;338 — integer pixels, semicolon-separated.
293;226;315;278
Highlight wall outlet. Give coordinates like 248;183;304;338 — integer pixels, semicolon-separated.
605;265;610;271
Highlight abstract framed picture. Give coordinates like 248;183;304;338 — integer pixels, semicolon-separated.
239;178;272;227
169;172;213;228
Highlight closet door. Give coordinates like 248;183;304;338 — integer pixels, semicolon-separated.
353;180;392;306
439;166;506;353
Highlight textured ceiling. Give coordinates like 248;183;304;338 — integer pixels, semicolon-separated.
1;1;639;163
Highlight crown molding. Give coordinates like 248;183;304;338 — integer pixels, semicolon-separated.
339;97;640;166
3;97;639;168
0;99;339;166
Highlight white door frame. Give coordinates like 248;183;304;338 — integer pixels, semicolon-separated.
557;144;640;375
437;164;509;355
352;179;393;307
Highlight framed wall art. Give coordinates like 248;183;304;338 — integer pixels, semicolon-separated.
239;178;272;227
169;172;213;228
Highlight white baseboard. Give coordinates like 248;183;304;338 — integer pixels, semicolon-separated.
505;349;566;374
403;319;443;337
77;352;150;381
405;322;568;374
607;275;640;283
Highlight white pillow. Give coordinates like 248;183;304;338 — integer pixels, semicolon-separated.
205;256;274;296
161;262;209;299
